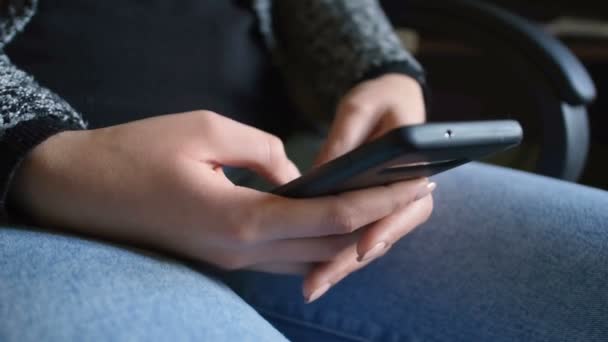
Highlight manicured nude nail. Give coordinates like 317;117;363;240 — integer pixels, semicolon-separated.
306;283;331;303
358;241;388;262
415;182;437;201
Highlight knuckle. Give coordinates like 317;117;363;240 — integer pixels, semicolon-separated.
265;135;286;162
326;200;357;233
231;224;258;245
227;211;260;245
326;137;348;156
386;186;402;213
190;110;222;132
339;99;373;116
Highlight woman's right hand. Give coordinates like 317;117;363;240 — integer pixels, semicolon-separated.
10;110;433;301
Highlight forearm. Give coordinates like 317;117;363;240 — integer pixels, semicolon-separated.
0;53;86;220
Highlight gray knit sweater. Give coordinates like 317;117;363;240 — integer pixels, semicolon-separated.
0;0;424;218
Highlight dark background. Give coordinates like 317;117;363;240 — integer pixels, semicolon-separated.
398;1;608;189
497;1;607;189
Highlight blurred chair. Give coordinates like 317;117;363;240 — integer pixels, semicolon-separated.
381;0;597;181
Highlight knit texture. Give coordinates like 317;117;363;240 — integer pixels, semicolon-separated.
255;0;424;116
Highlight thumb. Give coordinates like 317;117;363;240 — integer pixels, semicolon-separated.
314;105;380;167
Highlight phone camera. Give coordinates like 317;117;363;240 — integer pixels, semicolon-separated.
445;129;453;138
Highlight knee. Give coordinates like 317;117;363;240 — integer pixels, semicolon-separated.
0;227;284;341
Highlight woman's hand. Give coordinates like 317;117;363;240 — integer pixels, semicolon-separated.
316;73;426;165
10;110;432;301
305;74;434;302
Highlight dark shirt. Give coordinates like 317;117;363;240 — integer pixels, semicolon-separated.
6;0;296;134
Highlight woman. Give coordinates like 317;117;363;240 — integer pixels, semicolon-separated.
1;1;607;341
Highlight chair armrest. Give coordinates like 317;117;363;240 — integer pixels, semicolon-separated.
381;0;597;106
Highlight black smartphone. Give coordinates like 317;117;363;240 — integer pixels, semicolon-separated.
272;120;523;198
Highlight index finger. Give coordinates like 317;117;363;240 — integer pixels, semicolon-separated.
252;177;430;241
201;112;301;184
314;102;383;166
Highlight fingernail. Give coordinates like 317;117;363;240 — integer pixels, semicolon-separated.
415;182;436;201
306;283;331;303
358;241;388;262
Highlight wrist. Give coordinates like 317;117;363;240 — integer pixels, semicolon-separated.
8;129;88;221
357;60;430;114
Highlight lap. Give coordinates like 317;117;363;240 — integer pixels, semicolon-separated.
0;227;287;342
3;135;607;341
223;136;608;341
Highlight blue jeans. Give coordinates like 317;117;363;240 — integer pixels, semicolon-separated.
2;137;608;341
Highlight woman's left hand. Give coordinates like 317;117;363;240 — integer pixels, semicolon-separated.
315;73;426;165
304;73;434;303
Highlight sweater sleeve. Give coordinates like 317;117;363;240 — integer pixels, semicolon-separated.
255;0;427;118
0;0;86;220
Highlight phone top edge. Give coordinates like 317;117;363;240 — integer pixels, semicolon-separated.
391;120;523;149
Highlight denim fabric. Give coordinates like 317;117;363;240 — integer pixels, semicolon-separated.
222;135;608;341
0;228;287;341
2;135;608;341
